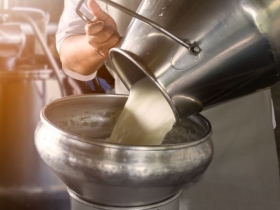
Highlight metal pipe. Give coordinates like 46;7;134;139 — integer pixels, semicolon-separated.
1;9;66;97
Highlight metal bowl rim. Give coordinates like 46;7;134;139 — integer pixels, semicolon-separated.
39;94;212;151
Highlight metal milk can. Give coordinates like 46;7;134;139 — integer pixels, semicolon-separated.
92;0;280;121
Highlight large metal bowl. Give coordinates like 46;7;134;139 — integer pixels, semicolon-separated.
35;94;213;207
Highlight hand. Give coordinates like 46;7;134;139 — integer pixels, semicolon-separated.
86;0;121;57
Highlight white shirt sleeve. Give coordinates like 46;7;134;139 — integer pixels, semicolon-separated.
56;0;90;54
63;67;97;81
55;0;141;87
56;0;97;81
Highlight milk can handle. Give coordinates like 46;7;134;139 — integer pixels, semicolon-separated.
76;0;201;55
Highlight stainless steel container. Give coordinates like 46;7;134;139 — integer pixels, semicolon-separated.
35;94;213;207
0;9;69;209
100;0;280;120
0;69;69;210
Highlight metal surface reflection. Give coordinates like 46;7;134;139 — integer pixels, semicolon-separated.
108;0;280;120
35;95;213;207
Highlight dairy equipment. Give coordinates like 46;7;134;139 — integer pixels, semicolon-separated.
0;24;25;70
91;0;280;121
35;94;213;210
0;8;69;209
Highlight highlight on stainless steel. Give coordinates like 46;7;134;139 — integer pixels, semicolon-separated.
75;0;201;55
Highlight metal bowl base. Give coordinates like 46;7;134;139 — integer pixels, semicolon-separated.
69;189;181;210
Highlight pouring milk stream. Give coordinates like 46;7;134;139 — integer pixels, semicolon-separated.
109;77;176;145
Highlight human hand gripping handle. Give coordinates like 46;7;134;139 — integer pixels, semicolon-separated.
86;0;121;57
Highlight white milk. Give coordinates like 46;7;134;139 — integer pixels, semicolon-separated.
109;77;176;145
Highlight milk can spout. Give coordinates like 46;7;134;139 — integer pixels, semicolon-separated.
110;48;204;120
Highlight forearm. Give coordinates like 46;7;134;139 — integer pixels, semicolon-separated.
59;35;106;76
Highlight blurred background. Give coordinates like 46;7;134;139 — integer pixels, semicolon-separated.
0;0;63;22
0;0;80;209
